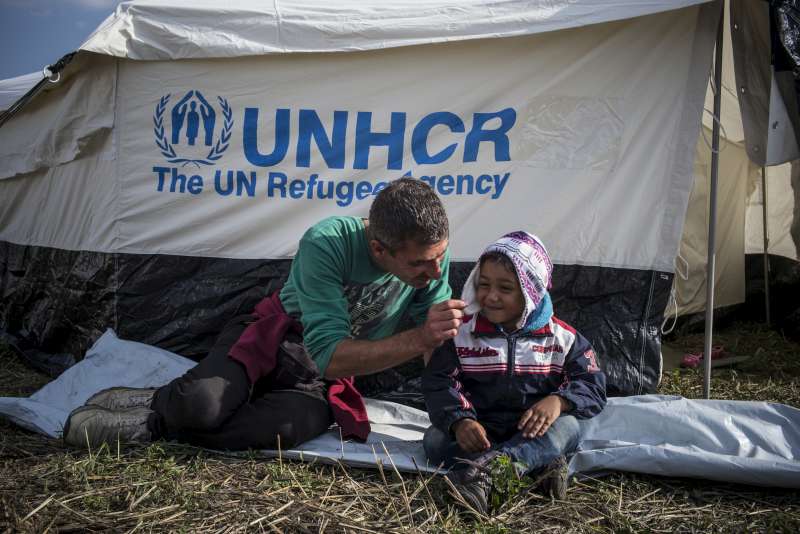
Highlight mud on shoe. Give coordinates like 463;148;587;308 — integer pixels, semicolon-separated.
445;451;501;515
63;405;153;449
86;387;157;410
539;455;570;500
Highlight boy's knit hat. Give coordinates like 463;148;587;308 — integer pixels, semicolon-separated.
462;231;553;330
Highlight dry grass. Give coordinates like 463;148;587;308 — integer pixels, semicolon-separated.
662;322;800;406
1;321;799;533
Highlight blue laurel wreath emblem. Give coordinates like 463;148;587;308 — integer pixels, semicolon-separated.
153;94;233;167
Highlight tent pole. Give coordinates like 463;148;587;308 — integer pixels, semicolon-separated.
761;166;771;326
703;7;724;399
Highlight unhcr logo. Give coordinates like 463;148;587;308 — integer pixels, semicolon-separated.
150;94;516;202
153;90;233;167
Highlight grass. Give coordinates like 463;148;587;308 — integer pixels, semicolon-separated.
662;322;800;406
1;321;799;533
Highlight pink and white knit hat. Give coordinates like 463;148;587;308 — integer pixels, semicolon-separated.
462;231;553;330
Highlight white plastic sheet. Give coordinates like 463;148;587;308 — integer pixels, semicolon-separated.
0;330;436;473
1;330;798;487
0;330;193;437
572;395;800;488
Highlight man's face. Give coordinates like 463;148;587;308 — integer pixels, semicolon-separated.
371;239;448;289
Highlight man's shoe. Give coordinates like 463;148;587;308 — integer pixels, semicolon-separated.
539;455;570;500
63;405;152;449
86;387;156;410
445;451;501;514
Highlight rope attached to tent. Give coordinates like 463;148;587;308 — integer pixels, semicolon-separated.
661;254;689;336
0;52;75;130
702;52;729;155
700;108;729;155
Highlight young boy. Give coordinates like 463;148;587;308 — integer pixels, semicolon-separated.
422;231;606;513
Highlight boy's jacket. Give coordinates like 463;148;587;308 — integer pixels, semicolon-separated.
423;313;607;437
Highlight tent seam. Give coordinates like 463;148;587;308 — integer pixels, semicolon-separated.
273;0;284;52
111;58;122;334
638;272;656;395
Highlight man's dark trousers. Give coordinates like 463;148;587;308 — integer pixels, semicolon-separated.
148;315;332;450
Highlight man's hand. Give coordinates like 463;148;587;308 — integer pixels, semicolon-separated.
518;395;570;438
324;300;464;378
418;299;466;352
453;418;491;453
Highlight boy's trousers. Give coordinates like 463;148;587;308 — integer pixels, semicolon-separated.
147;314;333;451
423;415;580;475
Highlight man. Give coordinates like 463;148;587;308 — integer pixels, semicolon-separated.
64;178;465;450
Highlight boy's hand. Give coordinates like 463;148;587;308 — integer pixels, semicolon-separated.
453;418;491;453
518;395;569;438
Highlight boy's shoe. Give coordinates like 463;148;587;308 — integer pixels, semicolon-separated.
539;455;570;500
63;405;152;449
446;451;501;514
86;387;157;410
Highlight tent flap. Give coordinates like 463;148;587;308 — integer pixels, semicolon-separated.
731;0;800;166
0;55;116;181
0;72;42;113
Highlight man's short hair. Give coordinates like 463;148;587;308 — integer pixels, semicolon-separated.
368;178;449;252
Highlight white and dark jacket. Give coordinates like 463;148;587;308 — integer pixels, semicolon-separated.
423;313;607;437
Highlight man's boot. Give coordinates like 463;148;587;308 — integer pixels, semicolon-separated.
86;387;157;410
63;405;153;449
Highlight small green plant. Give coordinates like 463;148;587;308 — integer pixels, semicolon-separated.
488;454;532;510
81;493;110;512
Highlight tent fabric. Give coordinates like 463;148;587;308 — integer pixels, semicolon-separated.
673;0;800;316
701;0;742;143
0;1;721;397
730;0;800;167
675;128;754;316
0;72;42;113
0;244;670;397
745;162;800;261
1;6;718;271
0;55;116;181
1;329;798;488
674;131;799;317
80;0;711;60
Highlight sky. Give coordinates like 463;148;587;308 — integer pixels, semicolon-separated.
0;0;124;80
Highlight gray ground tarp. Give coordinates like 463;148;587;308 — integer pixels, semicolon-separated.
0;329;798;488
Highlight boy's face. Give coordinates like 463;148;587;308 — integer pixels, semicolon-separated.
476;259;525;331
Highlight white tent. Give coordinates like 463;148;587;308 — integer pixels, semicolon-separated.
0;72;42;113
675;0;800;319
0;0;729;395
